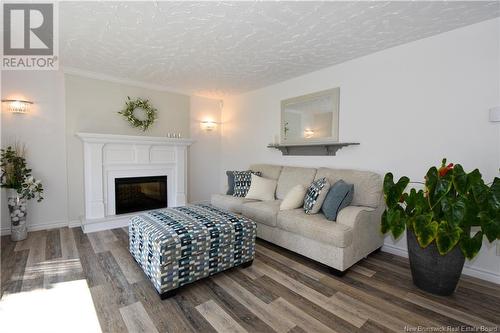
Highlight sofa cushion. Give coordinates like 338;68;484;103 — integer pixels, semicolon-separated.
314;168;382;208
245;174;277;201
276;166;317;200
277;209;353;248
322;180;354;221
233;171;261;197
242;200;282;227
211;194;257;214
280;185;306;210
250;164;283;180
304;177;330;214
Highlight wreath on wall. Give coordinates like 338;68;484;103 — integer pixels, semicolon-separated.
118;96;157;131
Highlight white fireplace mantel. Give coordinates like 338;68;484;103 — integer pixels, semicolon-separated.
77;132;194;233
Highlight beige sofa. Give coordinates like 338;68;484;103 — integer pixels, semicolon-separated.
211;164;384;273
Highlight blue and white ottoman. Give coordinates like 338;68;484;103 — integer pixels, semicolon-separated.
129;204;256;299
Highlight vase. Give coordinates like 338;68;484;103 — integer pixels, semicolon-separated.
407;229;465;296
6;189;28;241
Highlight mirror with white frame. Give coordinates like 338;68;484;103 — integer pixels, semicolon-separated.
281;88;340;144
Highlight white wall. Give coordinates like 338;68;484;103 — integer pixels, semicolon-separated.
1;70;69;233
188;96;222;203
221;18;500;283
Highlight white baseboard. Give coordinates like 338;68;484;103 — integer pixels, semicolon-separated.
68;219;81;228
381;243;500;285
0;219;69;236
381;243;409;258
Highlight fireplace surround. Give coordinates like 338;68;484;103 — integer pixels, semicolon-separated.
77;132;194;233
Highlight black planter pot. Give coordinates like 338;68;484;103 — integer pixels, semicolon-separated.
407;229;465;296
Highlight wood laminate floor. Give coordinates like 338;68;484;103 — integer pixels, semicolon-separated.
1;227;499;333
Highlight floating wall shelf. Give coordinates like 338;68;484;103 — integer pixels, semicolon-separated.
267;142;360;156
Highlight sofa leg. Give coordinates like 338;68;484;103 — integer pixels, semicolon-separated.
241;260;254;268
373;246;382;254
159;289;178;300
329;267;346;277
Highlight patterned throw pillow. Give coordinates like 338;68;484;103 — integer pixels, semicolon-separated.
304;177;331;214
232;171;261;197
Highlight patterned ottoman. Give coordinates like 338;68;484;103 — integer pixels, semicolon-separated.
129;204;256;299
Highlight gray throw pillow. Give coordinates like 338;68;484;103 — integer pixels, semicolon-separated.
321;180;354;221
226;171;235;195
304;178;330;214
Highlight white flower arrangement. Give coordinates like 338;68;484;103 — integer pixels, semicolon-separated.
20;175;44;202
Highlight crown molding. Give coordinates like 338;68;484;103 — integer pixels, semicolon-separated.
62;66;194;96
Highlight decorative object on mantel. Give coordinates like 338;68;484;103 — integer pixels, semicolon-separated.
382;159;500;296
489;106;500;122
118;96;157;131
0;143;44;241
2;99;33;114
267;142;359;156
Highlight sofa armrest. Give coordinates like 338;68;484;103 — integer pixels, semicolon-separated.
336;206;376;229
336;205;384;266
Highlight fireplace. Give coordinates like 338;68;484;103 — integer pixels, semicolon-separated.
115;176;168;214
77;132;193;233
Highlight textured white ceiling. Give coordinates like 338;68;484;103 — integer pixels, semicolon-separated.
60;1;500;96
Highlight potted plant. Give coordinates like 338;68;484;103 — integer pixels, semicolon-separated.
1;144;43;241
382;159;500;296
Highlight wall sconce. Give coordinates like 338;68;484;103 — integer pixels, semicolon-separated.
2;99;33;114
304;128;315;138
201;120;217;131
489;106;500;122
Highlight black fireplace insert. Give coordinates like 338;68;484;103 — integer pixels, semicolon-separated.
115;176;168;215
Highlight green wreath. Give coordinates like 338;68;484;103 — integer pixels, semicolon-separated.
118;96;157;131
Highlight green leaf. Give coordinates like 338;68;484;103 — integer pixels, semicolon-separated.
462;197;481;227
433;177;452;206
440;197;466;226
436;221;462;255
472;182;489;207
489;177;500;210
479;212;500;242
460;231;483;260
425;167;438;203
387;208;406;239
452;164;467;195
467;169;482;190
383;173;409;208
405;189;428;216
412;214;438;248
381;210;389;234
